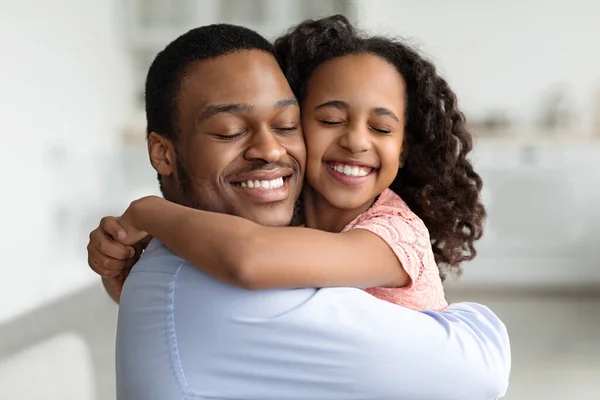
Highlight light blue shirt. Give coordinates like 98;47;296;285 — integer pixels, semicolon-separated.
116;240;510;400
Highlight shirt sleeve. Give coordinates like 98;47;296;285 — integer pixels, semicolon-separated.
292;290;512;400
350;209;431;285
301;289;511;400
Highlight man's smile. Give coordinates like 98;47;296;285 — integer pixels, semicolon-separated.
230;169;295;203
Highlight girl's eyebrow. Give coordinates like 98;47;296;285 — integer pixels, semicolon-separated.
372;107;399;122
315;100;348;111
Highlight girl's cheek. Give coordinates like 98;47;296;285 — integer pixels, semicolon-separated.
304;136;324;160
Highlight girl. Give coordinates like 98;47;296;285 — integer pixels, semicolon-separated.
91;15;485;311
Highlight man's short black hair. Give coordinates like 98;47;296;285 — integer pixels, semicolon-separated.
145;24;275;141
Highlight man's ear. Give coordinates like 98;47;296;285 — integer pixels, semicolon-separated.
148;132;176;176
399;138;411;169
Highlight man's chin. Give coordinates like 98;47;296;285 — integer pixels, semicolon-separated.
237;205;295;227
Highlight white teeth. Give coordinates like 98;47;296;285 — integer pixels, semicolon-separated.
329;163;371;177
240;177;284;189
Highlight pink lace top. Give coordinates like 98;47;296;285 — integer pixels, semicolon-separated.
342;189;448;311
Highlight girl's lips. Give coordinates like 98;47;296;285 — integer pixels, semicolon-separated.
325;162;376;185
325;161;376;177
325;159;378;169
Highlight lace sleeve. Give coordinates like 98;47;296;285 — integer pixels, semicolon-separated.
345;206;431;286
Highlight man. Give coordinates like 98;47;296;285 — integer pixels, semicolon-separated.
88;24;510;400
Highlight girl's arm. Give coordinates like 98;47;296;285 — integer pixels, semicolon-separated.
124;196;410;290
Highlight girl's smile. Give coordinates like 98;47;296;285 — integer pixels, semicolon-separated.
324;160;378;185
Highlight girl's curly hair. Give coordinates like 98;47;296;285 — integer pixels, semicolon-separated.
274;15;486;280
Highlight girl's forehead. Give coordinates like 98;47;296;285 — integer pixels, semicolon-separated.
304;55;406;114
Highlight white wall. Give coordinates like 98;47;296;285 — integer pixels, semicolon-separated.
0;0;134;323
358;0;600;132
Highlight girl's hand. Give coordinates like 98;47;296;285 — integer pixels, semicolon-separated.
119;199;152;246
87;212;151;278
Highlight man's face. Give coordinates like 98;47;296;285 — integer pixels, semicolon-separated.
152;50;306;227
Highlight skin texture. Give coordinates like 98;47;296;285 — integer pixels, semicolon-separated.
90;52;412;292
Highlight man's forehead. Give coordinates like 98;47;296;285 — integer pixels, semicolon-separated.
178;52;295;115
182;50;284;87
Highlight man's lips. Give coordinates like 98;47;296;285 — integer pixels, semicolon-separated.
229;169;295;202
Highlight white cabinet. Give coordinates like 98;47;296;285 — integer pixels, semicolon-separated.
474;142;594;257
453;139;600;287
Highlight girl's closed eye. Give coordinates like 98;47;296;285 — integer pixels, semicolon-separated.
319;119;345;126
370;125;392;134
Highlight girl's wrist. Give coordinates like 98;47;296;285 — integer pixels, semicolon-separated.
128;195;163;230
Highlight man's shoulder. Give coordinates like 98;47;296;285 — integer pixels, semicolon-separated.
131;239;185;275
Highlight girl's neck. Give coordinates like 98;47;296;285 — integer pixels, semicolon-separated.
302;186;377;233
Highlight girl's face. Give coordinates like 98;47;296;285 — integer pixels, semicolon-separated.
301;53;407;210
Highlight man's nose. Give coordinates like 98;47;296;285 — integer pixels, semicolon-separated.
244;128;287;163
338;123;372;154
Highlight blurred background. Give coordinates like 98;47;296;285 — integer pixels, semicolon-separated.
0;0;599;398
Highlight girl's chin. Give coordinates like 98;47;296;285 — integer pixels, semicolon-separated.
323;192;376;211
303;178;378;211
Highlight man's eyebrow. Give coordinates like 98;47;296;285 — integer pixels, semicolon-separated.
197;103;255;122
197;98;297;122
274;97;299;109
372;107;400;122
314;100;349;111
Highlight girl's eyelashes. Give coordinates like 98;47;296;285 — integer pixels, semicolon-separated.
318;119;392;134
319;120;344;126
371;126;391;134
